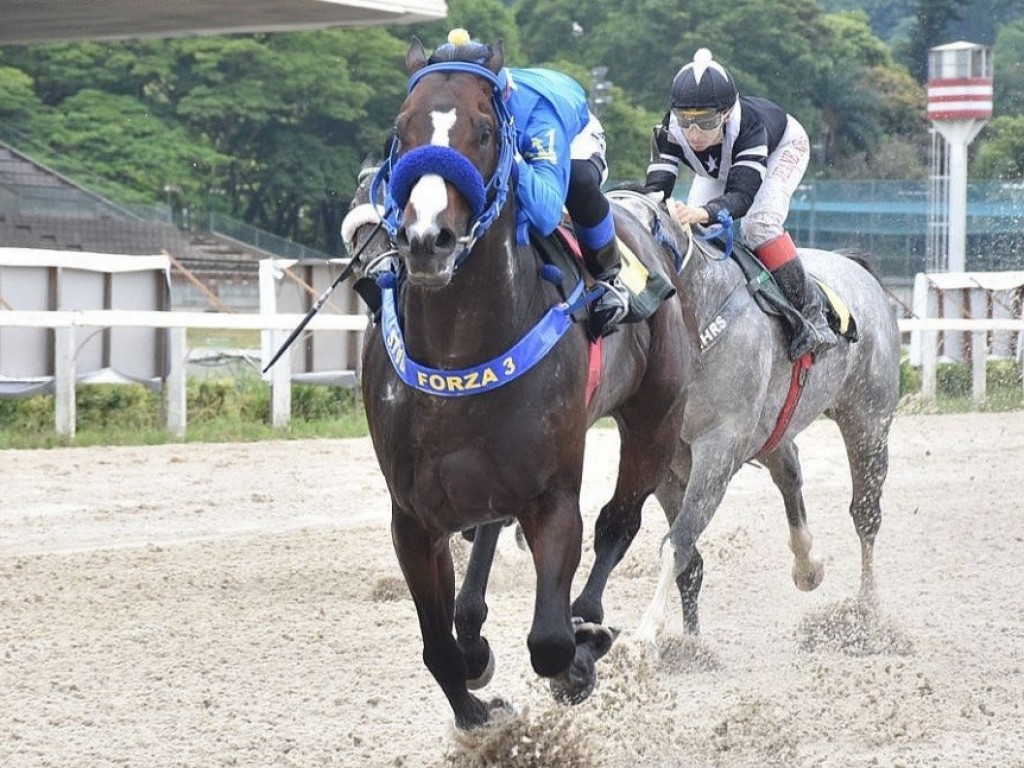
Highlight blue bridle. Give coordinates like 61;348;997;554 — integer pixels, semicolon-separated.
369;61;518;266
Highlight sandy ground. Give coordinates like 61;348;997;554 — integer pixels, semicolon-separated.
1;411;1022;768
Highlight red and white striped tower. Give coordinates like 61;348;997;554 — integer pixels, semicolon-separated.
926;41;993;272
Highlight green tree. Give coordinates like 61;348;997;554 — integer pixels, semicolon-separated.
897;0;962;82
394;0;524;61
46;89;225;203
973;116;1024;178
0;61;46;134
810;12;926;173
514;0;620;67
993;21;1024;118
569;0;696;112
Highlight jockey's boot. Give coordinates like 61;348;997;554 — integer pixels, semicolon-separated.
755;233;838;360
583;240;630;339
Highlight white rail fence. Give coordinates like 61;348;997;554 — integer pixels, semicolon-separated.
0;311;1021;437
0;310;367;437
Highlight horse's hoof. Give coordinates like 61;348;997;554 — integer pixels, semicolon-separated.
793;558;825;591
572;619;619;660
548;651;596;705
453;697;516;733
487;697;516;720
466;645;496;690
547;621;619;705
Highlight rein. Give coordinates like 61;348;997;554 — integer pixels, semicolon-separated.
692;209;735;260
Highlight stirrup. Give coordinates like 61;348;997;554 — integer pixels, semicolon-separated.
789;305;837;360
587;279;630;339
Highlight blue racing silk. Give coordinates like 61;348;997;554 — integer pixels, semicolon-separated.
502;68;591;241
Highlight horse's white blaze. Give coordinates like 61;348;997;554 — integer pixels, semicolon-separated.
430;108;457;146
407;174;448;240
405;108;457;242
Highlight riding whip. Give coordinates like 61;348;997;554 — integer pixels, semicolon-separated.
262;220;384;373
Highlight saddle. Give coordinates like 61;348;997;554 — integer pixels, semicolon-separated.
530;226;676;325
698;237;858;352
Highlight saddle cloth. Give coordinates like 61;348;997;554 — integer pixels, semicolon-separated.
703;237;859;349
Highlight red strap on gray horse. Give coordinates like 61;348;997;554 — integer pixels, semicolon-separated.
757;353;813;458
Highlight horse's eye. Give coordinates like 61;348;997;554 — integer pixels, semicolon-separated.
479;125;493;147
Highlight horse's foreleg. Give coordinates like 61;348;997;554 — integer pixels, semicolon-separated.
646;440;735;635
519;495;581;678
519;494;609;704
391;510;493;730
454;521;503;689
571;495;643;626
761;441;825;592
572;425;676;625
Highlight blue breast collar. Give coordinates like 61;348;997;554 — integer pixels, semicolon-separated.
378;273;586;397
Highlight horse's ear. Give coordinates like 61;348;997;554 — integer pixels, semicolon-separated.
407;36;428;75
485;39;505;75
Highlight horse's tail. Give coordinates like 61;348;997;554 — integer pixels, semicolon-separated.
837;249;883;286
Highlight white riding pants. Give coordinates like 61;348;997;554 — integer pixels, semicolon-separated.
686;115;810;250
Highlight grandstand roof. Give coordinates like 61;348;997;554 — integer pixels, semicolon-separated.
0;0;448;46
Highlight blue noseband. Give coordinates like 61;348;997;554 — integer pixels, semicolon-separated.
387;145;487;221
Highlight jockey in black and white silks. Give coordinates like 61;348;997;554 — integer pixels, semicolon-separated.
644;48;837;359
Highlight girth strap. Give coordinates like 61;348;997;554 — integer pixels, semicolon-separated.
756;353;813;458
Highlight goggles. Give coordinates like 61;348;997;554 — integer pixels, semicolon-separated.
673;108;727;132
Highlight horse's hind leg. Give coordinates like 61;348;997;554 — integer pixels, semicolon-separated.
391;508;496;730
760;441;825;592
834;409;894;603
570;486;643;626
454;521;502;689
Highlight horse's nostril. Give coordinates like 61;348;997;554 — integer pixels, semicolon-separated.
435;229;456;251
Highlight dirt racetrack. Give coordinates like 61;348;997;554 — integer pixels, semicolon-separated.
1;411;1022;768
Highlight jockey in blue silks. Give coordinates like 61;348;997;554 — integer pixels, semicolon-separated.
428;29;629;339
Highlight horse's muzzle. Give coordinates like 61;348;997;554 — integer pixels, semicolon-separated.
397;225;460;286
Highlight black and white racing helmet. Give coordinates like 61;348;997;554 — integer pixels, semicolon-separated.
670;48;738;113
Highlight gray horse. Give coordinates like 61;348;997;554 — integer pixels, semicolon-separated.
567;189;902;641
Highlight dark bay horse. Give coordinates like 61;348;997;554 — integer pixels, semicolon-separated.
589;189;901;643
354;40;693;729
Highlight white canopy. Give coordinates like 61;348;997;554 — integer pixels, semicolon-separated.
0;0;448;46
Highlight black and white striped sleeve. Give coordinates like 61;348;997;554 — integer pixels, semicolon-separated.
643;119;684;198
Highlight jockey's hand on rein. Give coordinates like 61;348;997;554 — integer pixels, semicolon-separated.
671;201;711;227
